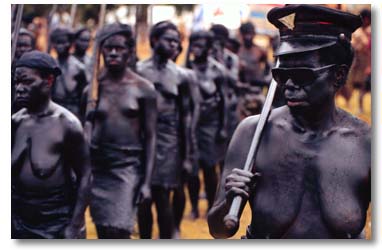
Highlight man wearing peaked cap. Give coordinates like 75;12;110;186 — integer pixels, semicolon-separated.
12;50;91;239
208;5;371;239
267;4;362;56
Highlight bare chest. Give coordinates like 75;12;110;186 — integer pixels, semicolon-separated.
95;84;140;120
56;61;84;94
239;48;263;66
250;127;369;237
255;129;368;195
194;65;221;96
12;117;65;179
140;67;180;96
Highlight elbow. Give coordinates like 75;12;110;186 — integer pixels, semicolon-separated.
207;209;235;239
208;226;229;239
207;213;225;239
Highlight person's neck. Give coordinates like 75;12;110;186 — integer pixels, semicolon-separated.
153;53;168;70
193;55;208;69
106;67;126;81
58;52;69;62
74;49;85;58
28;98;51;117
244;42;253;50
290;100;337;133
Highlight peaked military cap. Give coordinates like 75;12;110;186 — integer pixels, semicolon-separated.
267;4;362;56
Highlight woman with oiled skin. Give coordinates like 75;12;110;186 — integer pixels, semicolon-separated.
12;51;90;239
73;27;92;82
170;43;201;237
50;27;88;119
136;21;193;239
185;30;228;219
81;23;157;239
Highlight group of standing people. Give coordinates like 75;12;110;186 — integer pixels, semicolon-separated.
11;4;370;240
11;12;272;239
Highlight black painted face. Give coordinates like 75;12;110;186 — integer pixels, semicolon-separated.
171;44;181;62
14;67;49;108
155;29;180;59
242;31;254;47
190;38;209;60
52;34;71;56
15;35;33;60
75;30;91;53
102;34;129;71
276;51;337;111
211;39;224;59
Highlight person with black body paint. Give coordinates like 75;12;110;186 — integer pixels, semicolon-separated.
208;5;371;239
73;27;92;82
81;23;157;239
12;51;91;239
237;22;274;117
50;27;88;118
136;21;193;239
12;28;36;114
170;42;201;238
185;30;228;220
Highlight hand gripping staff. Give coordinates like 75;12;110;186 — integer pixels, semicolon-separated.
223;60;280;231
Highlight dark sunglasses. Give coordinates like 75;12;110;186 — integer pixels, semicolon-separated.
271;64;337;87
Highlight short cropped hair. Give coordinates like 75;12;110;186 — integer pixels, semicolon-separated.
210;24;229;41
189;30;214;49
239;22;255;35
19;28;36;48
149;21;179;48
50;27;74;43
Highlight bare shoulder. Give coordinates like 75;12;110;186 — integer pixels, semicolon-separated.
224;49;239;64
209;58;226;76
236;115;260;134
136;58;153;74
69;55;86;71
336;108;371;145
254;44;267;54
181;66;197;79
235;106;287;135
128;70;156;99
52;103;83;134
12;108;29;124
177;65;198;87
177;65;192;79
